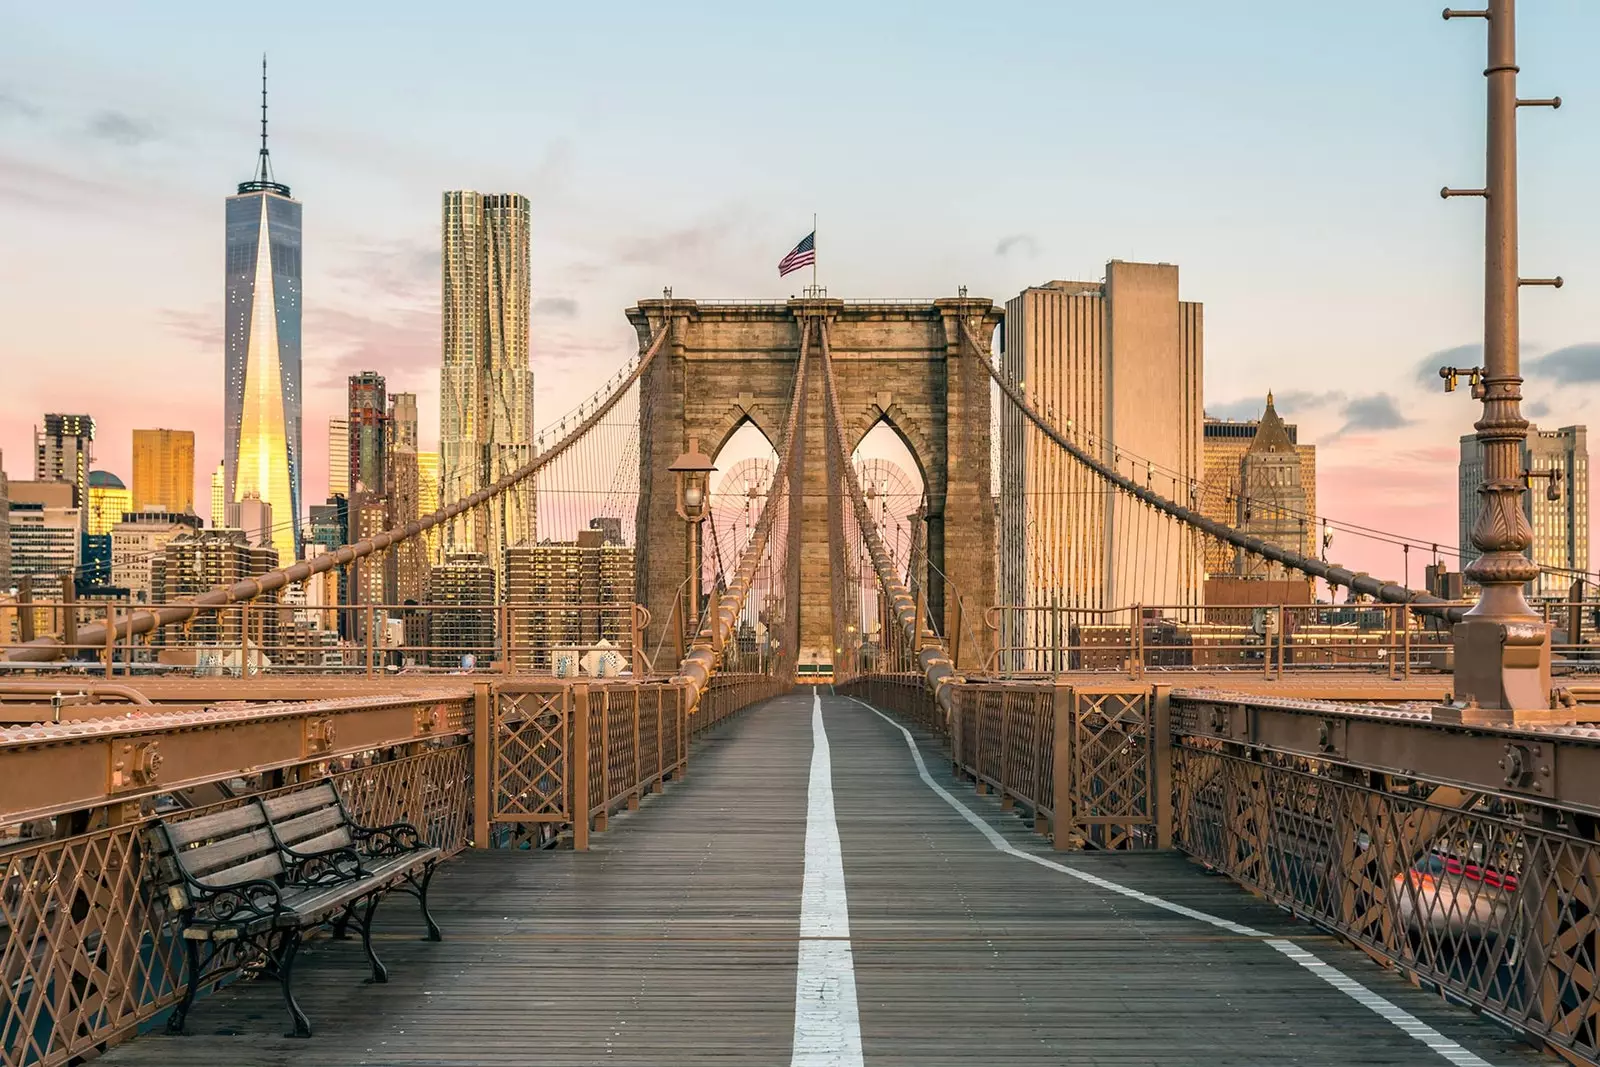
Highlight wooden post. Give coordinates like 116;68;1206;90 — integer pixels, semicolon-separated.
1151;684;1174;849
365;604;376;677
17;575;35;643
571;684;591;851
103;603;116;678
1277;604;1287;681
630;689;642;810
631;604;648;678
472;682;492;848
951;597;964;671
1051;680;1074;851
677;683;688;780
502;604;514;673
972;688;986;793
61;577;78;654
1127;607;1139;680
594;685;610;830
654;690;665;791
1403;604;1413;680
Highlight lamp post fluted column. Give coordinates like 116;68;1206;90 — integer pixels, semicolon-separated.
1442;0;1563;721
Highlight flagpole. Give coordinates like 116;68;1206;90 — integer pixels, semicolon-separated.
812;212;818;291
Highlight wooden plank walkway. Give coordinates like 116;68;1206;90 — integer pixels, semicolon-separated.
102;688;1552;1066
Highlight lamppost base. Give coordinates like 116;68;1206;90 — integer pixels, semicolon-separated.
1436;617;1560;724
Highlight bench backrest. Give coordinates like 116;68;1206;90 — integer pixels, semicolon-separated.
261;781;354;857
154;803;285;894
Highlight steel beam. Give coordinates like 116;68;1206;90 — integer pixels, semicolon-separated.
0;693;471;825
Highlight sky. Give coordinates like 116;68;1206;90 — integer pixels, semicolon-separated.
2;1;1599;587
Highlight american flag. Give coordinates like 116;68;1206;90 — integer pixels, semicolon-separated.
777;231;815;277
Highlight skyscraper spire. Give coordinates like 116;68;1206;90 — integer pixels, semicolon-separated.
239;54;289;196
257;54;272;184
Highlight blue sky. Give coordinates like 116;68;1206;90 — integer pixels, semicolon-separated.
2;1;1598;580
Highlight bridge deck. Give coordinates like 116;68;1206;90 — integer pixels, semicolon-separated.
103;689;1549;1066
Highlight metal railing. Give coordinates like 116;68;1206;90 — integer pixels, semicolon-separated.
987;601;1600;680
0;600;655;679
0;673;782;1067
848;667;1600;1063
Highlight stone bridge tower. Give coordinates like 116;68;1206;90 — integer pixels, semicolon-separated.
629;296;1001;674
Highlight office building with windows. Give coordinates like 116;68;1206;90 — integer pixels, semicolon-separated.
132;429;196;513
1460;424;1589;599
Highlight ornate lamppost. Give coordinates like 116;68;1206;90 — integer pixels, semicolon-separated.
1440;0;1564;722
668;438;716;655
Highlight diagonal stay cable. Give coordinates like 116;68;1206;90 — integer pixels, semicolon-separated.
6;327;673;663
815;319;959;714
956;318;1462;624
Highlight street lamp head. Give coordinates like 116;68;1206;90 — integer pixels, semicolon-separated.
669;436;717;522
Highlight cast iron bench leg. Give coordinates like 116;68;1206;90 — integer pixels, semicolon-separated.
358;893;390;983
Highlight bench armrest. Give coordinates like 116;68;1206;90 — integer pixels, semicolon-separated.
188;877;286;926
351;821;433;857
281;844;366;887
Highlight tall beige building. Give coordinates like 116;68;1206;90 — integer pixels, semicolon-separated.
388;393;427;604
328;417;349;499
132;429;196;513
7;481;81;602
35;414;94;530
504;528;634;671
1460;424;1589;598
1201;402;1318;577
210;463;226;528
418;451;442;564
440;191;534;574
112;511;201;602
999;261;1204;633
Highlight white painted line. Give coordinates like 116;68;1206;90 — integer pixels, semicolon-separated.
791;688;863;1067
848;697;1497;1067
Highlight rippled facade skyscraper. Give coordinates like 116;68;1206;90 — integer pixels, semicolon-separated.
440;191;534;572
223;60;302;566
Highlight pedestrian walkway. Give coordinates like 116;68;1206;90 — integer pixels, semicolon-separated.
103;688;1550;1066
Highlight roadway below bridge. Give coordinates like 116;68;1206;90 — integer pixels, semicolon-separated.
105;689;1549;1066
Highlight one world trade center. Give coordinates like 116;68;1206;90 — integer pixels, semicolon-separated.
223;57;302;566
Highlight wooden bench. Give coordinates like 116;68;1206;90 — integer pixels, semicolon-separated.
152;780;443;1037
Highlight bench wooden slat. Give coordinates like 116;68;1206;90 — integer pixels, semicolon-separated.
291;827;356;856
261;784;340;822
199;853;284;889
164;805;267;848
274;806;346;848
181;828;279;878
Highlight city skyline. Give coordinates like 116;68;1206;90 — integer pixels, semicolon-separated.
2;3;1600;585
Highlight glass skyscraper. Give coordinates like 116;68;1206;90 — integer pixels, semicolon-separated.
223;61;302;567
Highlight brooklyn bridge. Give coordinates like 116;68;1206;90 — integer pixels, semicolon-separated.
5;6;1600;1067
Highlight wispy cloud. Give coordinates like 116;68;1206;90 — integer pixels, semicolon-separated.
615;217;740;267
995;233;1039;258
534;296;579;318
1416;343;1481;388
85;110;158;147
329;239;437;305
159;307;223;349
1332;392;1410;437
1527;342;1600;384
308;305;439;389
1526;399;1552;418
0;88;43;120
